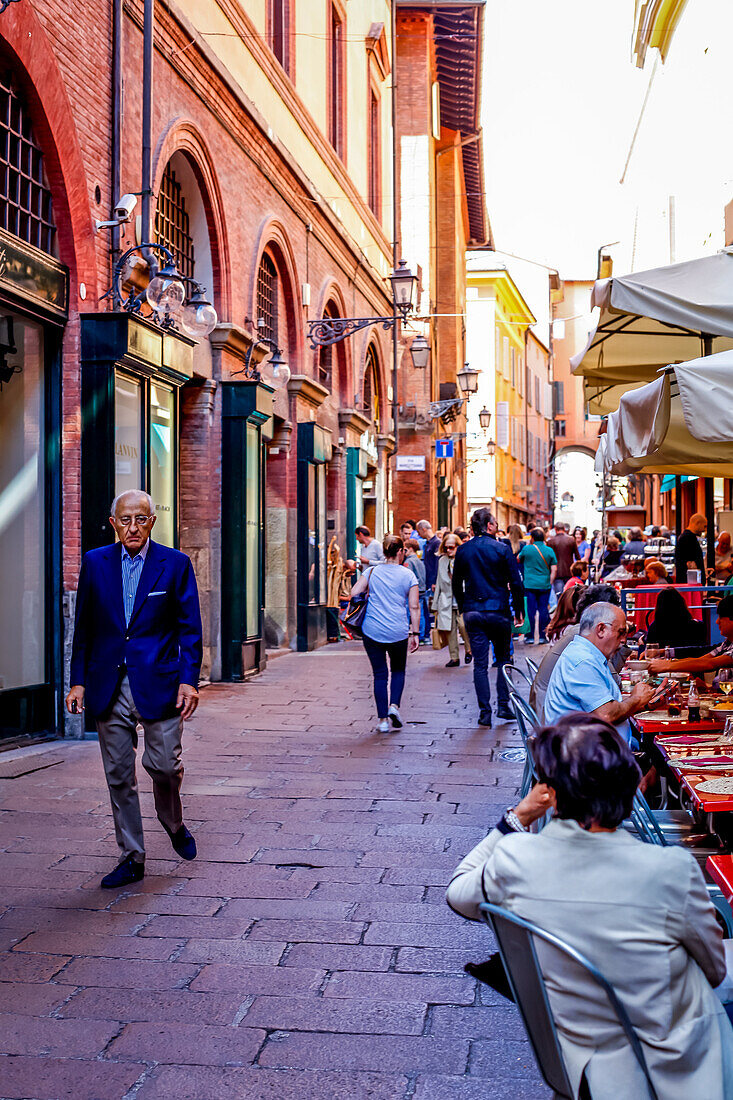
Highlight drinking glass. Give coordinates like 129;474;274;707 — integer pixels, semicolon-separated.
720;672;733;698
723;716;733;744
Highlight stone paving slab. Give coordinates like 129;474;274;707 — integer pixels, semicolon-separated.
0;640;551;1098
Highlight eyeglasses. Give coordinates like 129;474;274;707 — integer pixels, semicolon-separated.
116;515;153;527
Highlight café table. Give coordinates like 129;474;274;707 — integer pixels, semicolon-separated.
647;714;733;816
708;855;733;904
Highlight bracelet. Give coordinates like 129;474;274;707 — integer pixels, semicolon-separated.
503;808;529;833
409;631;418;635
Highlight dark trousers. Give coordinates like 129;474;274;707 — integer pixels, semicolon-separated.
419;594;431;640
362;634;408;718
525;589;551;640
463;611;512;715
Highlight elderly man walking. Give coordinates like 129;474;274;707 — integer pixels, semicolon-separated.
544;602;655;744
66;490;202;888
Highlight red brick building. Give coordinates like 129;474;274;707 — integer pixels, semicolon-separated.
0;0;487;742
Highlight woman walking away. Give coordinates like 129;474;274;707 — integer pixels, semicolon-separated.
433;532;473;668
349;534;420;733
517;528;557;644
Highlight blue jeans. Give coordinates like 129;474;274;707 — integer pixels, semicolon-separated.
463;611;512;715
362;634;408;719
419;594;431;641
526;589;551;641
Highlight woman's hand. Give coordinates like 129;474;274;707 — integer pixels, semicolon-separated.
513;783;555;827
408;634;419;654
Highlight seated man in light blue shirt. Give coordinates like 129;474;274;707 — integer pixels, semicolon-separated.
544;602;655;744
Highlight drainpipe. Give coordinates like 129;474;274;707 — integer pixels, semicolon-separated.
141;0;154;261
111;0;123;273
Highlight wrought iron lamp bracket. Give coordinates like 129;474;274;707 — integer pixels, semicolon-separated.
232;333;281;381
428;398;465;423
306;313;402;350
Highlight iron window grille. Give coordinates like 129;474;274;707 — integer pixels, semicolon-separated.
256;254;278;345
155;162;195;282
0;70;56;255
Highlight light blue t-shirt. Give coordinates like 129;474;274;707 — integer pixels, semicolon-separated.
362;564;418;644
544;634;632;744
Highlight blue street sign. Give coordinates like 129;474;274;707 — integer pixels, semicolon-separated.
435;438;454;459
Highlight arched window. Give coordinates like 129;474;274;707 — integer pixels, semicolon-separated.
155;160;195;280
317;301;339;390
363;345;380;432
257;253;278;345
0;69;56;255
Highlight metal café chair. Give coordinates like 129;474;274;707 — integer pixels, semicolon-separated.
501;662;533;694
525;654;540;680
506;689;541;802
479;902;659;1100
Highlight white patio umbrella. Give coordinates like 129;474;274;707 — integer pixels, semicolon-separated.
571;249;733;415
601;350;733;478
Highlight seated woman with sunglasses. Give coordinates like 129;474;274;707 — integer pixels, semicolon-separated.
446;715;733;1100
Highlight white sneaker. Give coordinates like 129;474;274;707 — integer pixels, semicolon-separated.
388;704;403;729
377;718;391;733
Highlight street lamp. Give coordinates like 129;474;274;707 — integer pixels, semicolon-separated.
478;407;491;431
456;362;480;395
178;283;218;339
487;440;496;457
259;346;291;390
409;334;430;369
389;259;418;316
146;258;185;318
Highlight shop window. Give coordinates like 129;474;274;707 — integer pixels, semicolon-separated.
257;253;279;346
155;161;195;281
114;373;143;498
0;314;45;690
328;2;345;158
150;383;176;547
0;71;56;255
268;0;292;76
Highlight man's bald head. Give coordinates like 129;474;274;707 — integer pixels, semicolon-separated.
110;490;156;554
689;513;707;535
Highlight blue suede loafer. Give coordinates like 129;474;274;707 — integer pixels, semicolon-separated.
100;855;145;889
163;823;197;860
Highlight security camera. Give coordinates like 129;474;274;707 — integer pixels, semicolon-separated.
114;194;138;222
95;194;138;233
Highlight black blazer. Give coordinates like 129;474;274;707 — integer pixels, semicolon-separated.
452;535;525;618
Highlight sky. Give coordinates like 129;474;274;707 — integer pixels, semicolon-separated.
481;0;733;297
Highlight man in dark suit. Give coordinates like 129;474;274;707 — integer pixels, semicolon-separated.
452;508;524;727
66;490;202;888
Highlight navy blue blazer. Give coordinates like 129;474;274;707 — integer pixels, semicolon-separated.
452;534;525;619
70;540;203;721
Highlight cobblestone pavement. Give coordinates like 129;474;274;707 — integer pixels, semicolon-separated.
0;641;550;1100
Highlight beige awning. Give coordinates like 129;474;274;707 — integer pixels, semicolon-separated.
571;250;733;413
600;350;733;477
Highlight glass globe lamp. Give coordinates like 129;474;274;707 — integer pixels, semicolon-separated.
259;348;291;389
146;261;185;316
179;286;218;339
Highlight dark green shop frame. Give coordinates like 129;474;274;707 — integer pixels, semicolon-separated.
346;447;368;561
297;422;333;652
221;380;273;680
0;229;67;741
79;313;193;555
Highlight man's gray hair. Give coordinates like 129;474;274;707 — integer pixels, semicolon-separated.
579;602;619;636
416;519;431;534
111;490;154;516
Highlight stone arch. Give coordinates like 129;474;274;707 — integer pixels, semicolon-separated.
313;280;352;403
0;4;98;298
153;119;230;319
251;218;302;372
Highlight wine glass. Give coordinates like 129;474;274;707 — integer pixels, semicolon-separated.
720;671;733;699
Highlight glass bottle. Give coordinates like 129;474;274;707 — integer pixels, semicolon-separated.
687;680;700;722
667;681;681;717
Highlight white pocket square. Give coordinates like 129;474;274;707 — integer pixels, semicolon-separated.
149;591;166;597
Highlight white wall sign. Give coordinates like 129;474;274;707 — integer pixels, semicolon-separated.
395;455;426;471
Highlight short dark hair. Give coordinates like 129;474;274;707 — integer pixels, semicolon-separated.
471;507;495;535
651;526;661;537
530;527;545;542
531;714;641;829
355;525;371;537
575;583;621;620
570;561;586;577
718;595;733;619
399;521;414;531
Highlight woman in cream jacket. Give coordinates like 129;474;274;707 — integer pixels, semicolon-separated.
432;532;471;667
446;714;733;1100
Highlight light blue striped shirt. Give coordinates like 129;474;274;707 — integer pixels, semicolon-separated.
121;541;149;626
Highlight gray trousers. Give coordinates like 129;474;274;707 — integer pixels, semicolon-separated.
96;676;184;862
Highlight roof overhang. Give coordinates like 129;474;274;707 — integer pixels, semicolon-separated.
398;1;491;246
633;0;689;68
